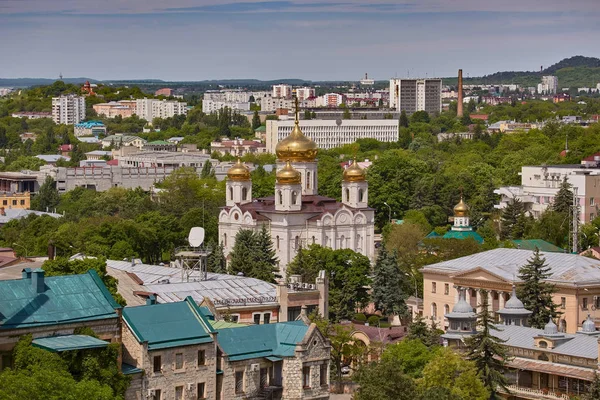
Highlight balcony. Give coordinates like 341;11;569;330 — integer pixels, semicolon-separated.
501;385;571;400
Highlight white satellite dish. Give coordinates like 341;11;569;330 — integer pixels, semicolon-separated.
188;227;205;248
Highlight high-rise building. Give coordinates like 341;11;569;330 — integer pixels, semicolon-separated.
538;76;558;94
389;78;442;115
52;95;86;125
135;99;187;121
295;87;316;101
272;84;292;99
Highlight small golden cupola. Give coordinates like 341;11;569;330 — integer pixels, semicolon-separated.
226;158;251;181
275;97;318;162
453;196;469;217
343;158;366;182
276;160;302;185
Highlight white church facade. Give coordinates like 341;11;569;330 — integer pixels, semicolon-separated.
218;103;375;278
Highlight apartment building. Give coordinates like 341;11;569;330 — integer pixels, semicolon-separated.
266;119;399;152
322;93;345;107
389;78;442;114
74;121;106;137
495;162;600;223
135;99;187;122
261;97;294;113
295;87;316;101
52;94;86;125
538;75;559;95
93;101;136;118
272;84;292;99
201;99;250;114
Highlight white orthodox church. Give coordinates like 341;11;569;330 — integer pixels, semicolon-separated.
218;105;375;278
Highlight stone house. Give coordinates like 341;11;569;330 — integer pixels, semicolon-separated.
122;296;218;400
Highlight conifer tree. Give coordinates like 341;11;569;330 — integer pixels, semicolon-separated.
399;110;409;127
583;373;600;400
466;289;510;399
35;176;60;212
372;247;407;317
200;160;215;179
254;224;279;281
229;229;257;277
252;110;261;130
517;248;559;328
407;315;440;348
500;199;525;239
207;241;226;274
552;177;573;214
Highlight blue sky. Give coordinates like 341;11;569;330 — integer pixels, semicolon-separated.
1;0;599;81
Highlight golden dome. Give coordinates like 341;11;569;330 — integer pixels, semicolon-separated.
275;98;318;162
276;160;301;185
343;159;366;182
227;159;251;181
454;196;469;217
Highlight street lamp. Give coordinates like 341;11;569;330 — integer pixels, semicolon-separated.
405;272;419;299
12;242;28;259
383;202;392;223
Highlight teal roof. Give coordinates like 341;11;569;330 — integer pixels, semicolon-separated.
254;126;266;132
426;231;441;239
217;320;308;362
75;121;105;128
123;296;214;350
146;140;171;145
122;363;143;375
32;334;109;352
0;270;120;330
511;239;565;253
442;230;484;244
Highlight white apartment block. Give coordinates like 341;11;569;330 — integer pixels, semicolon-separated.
322;93;345;107
135;99;187;121
538;76;558;94
261;97;294;113
52;95;86;125
295;87;316;101
272;84;292;99
389;78;442;114
202;99;251;114
266;119;399;152
495;162;600;224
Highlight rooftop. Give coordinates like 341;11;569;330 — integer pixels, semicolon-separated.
511;239;565;253
75;121;105;128
32;334;109;352
0;209;62;224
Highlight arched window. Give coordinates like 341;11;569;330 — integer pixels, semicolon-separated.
359;188;364;202
325;235;329;247
345;188;350;202
278;190;283;205
560;319;567;332
294;236;299;250
307;171;311;189
444;304;450;316
223;233;227;247
242;187;248;201
431;303;437;320
228;187;233;201
276;236;280;250
292;191;298;205
538;341;548;349
340;235;345;249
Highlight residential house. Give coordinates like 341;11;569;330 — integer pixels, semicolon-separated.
102;134;147;149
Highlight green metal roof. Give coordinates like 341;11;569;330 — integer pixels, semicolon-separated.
254;126;266;132
0;270;120;330
146;140;171;145
216;320;308;362
425;231;441;239
32;334;109;352
511;239;565;253
123;296;214;350
210;320;245;330
122;362;144;375
442;230;484;244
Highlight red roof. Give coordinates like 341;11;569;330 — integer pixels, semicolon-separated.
582;152;600;162
107;159;119;166
58;144;73;151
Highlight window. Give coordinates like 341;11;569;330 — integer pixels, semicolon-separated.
223;233;227;247
254;314;261;325
197;383;205;399
263;313;270;324
153;355;161;373
320;364;327;386
561;297;566;309
228;187;233;201
153;389;161;400
307;171;311;189
2;200;6;206
345;188;350;202
295;236;299;250
1;354;12;371
444;304;450;315
242;187;248;201
431;282;436;293
583;298;589;310
175;386;183;400
444;283;449;295
11;200;16;206
303;366;311;388
175;353;184;369
20;200;25;206
292;190;298;205
596;297;600;309
358;188;364;202
231;315;239;323
278;190;283;204
197;350;205;366
591;197;596;206
276;236;280;250
235;371;244;394
431;303;437;320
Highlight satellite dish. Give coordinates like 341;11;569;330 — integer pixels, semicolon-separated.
188;227;205;248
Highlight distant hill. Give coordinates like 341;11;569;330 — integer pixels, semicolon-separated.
0;77;100;87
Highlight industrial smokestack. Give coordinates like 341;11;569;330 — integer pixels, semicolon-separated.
457;69;464;118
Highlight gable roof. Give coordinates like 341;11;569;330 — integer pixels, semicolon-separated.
217;320;308;361
0;270;120;330
511;239;565;253
123;296;214;350
442;230;484;243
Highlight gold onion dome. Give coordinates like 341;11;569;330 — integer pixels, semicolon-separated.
454;196;469;217
343;158;366;182
227;159;251;181
276;160;302;185
275;98;318;162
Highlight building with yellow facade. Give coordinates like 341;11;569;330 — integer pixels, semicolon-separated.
0;192;30;209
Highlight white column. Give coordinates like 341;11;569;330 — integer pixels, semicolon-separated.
487;291;494;311
476;289;482;312
499;292;506;310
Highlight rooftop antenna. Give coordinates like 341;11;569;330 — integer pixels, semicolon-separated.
173;227;211;281
59;72;63;80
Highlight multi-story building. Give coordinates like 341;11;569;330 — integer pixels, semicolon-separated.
202;99;251;114
0;191;31;209
155;88;174;97
135;99;187;122
74;120;106;137
93;101;136;118
295;87;316;101
538;76;559;95
210;139;267;157
11;111;52;119
322;93;345;107
102;134;147;149
261;97;294;113
266;119;399;152
52;94;86;125
422;247;600;334
272;84;293;99
389;78;442;114
495;162;600;223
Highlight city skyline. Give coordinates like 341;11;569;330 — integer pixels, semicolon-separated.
1;0;599;81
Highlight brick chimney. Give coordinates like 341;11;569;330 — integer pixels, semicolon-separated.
457;69;464;118
32;268;45;293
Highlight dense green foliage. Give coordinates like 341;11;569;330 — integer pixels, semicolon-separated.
228;227;279;282
372;247;408;317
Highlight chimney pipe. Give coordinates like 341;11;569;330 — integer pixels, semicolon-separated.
32;268;45;293
146;294;157;305
22;268;32;279
457;69;464;118
47;240;56;260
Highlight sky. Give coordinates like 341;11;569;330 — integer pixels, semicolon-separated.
1;0;599;81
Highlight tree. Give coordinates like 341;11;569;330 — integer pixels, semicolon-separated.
304;110;312;120
382;338;437;378
411;110;430;124
465;289;510;398
207;241;226;274
399;110;409;127
372;247;408;318
552;177;573;214
353;358;418;400
407;315;441;348
517;248;559;328
200;160;215;179
228;228;277;282
254;224;279;281
251;110;261;130
35;176;60;212
342;107;351;120
583;373;600;400
500;199;527;240
420;347;489;400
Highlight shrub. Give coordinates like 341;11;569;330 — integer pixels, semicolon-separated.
354;313;367;322
367;315;380;326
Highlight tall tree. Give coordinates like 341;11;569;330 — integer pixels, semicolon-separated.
399;110;409;127
228;228;277;282
517;248;559;329
251;110;261;130
254;224;279;281
552;177;573;214
465;289;510;399
200;159;215;179
500;199;526;240
35;176;60;212
407;315;441;348
372;247;408;318
354;359;418;400
207;241;226;274
583;373;600;400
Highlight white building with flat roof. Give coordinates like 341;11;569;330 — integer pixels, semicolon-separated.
52;95;86;125
272;84;292;99
538;75;558;95
389;78;442;114
135;98;187;121
295;87;316;101
266;119;399;153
